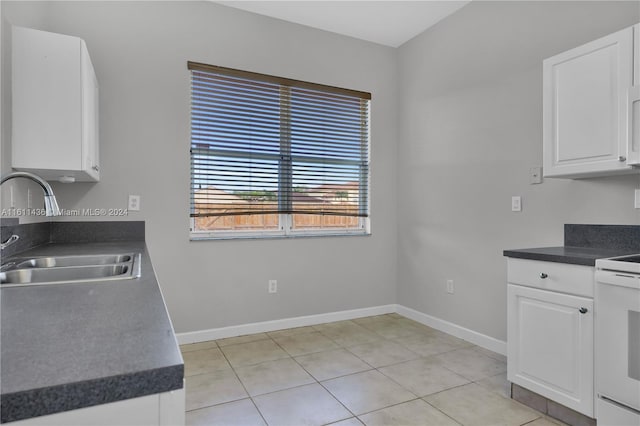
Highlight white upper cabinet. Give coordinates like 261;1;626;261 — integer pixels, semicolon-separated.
630;24;640;166
543;24;638;178
12;26;99;182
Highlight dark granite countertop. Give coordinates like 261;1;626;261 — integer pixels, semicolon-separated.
504;224;640;266
0;240;184;423
502;246;639;266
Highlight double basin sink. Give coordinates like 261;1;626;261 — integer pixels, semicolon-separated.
0;253;141;287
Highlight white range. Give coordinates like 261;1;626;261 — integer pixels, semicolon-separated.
595;254;640;426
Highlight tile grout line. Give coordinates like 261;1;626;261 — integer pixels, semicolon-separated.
243;333;333;420
272;330;341;358
520;415;547;426
471;345;508;363
420;397;465;426
390;339;476;359
215;339;271;426
285;341;359;422
437;362;485;384
354;396;423;417
471;371;511;396
372;361;464;401
216;334;271;349
294;358;376;382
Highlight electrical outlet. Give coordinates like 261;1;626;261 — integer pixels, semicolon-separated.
268;279;277;293
530;167;543;184
128;195;141;211
446;279;454;294
511;196;522;212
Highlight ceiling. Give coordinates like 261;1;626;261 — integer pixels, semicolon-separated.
215;1;471;47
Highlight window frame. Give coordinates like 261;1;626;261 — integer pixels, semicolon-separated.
188;63;371;241
189;215;370;241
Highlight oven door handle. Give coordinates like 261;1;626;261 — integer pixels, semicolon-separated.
595;270;640;290
599;395;640;416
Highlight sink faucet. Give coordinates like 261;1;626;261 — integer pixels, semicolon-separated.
0;171;61;216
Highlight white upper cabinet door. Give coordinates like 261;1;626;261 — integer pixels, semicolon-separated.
635;24;639;86
543;26;634;178
81;41;100;179
12;26;99;182
629;25;640;166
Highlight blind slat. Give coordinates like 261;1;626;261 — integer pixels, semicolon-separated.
193;113;365;138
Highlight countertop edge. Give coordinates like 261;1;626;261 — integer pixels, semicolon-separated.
502;249;595;266
1;365;184;423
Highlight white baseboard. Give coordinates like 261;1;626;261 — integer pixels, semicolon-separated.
176;304;396;345
395;305;507;355
177;303;507;356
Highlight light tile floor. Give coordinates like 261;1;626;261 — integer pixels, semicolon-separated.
181;314;564;426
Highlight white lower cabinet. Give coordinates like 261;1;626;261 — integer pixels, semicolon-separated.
507;259;594;417
8;387;185;426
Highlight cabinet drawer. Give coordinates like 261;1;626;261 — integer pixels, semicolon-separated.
507;258;594;297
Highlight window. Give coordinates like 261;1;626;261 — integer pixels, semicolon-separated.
189;62;371;239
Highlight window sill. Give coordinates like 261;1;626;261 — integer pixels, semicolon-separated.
189;230;371;242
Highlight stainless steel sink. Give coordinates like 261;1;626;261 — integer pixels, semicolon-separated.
11;254;133;269
0;253;141;287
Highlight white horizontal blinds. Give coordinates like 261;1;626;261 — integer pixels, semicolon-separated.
289;86;369;216
189;62;370;218
191;70;282;217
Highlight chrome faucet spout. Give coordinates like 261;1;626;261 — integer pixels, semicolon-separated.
0;172;61;216
1;235;19;250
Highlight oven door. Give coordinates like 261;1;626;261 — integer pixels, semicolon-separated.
595;270;640;412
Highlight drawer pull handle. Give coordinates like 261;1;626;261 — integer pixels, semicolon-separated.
579;307;588;314
539;273;548;279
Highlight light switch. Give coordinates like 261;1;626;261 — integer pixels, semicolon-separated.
511;196;522;212
635;189;640;209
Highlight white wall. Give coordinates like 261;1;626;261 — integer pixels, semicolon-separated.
4;0;640;343
1;1;398;333
397;1;640;341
